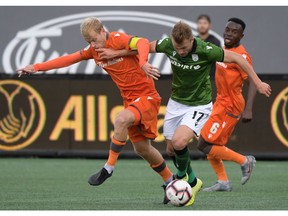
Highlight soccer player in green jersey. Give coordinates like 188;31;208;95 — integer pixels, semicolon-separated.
96;21;270;206
149;21;223;205
148;21;270;206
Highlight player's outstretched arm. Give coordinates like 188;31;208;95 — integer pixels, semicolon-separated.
223;50;271;97
17;51;83;77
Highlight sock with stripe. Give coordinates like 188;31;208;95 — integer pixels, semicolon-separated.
151;160;173;185
105;137;126;174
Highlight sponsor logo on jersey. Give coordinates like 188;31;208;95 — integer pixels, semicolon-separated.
170;59;197;70
0;80;46;151
193;65;201;70
2;11;223;75
98;57;124;68
192;54;199;61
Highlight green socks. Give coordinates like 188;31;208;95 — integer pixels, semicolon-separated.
174;146;196;186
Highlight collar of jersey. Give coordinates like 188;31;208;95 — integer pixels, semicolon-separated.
191;38;197;53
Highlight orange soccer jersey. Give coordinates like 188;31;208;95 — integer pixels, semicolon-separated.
201;44;252;145
34;32;161;142
80;32;160;102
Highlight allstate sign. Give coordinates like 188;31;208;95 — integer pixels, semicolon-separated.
2;11;223;75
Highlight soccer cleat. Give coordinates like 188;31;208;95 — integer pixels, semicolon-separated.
241;155;256;185
88;168;113;186
162;174;176;204
202;181;232;192
185;178;203;206
176;173;189;182
162;184;170;204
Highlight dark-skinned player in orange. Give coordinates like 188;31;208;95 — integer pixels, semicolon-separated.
17;17;174;202
197;18;271;191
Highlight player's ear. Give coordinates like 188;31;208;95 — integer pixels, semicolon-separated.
240;33;244;39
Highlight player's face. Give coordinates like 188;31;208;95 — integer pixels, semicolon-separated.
197;19;211;35
172;38;194;57
223;22;244;48
84;28;107;49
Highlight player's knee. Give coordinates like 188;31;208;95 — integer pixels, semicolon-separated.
114;112;133;129
197;136;212;154
172;137;189;151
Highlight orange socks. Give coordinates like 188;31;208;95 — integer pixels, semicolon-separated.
207;155;228;181
106;137;126;167
208;145;246;165
151;160;173;183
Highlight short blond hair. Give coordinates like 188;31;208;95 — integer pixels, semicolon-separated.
80;17;103;36
171;21;193;44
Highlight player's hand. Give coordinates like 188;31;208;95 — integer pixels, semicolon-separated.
141;62;160;80
241;109;253;123
96;48;119;60
256;82;271;97
16;65;37;77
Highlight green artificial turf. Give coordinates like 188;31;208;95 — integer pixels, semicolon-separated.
0;158;287;210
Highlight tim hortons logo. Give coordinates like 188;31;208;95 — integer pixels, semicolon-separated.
0;80;46;151
2;11;223;75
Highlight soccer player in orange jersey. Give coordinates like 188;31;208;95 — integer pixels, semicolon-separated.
198;18;265;191
17;17;174;201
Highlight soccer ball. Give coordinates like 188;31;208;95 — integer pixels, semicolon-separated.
165;179;192;206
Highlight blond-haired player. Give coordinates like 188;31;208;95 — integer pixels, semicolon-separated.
17;17;174;202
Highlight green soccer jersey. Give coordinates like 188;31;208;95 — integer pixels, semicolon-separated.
156;37;224;106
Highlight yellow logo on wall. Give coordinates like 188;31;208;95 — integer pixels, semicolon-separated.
0;80;46;151
271;87;288;147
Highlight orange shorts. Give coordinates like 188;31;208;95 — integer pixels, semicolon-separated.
125;96;161;143
200;101;241;145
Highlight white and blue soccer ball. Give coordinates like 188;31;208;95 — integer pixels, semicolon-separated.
165;179;192;206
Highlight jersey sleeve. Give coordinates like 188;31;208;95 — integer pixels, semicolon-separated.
80;45;94;60
34;51;84;71
155;38;170;53
204;42;224;62
108;32;134;50
109;32;149;67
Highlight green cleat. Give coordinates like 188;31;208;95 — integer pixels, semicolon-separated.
176;173;189;182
